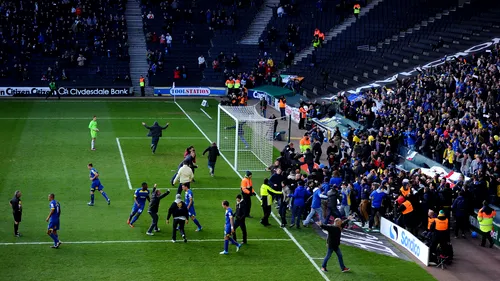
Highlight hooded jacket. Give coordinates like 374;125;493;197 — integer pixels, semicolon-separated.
144;121;169;138
311;187;328;209
203;145;220;162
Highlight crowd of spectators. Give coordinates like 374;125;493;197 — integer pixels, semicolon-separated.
0;0;131;85
258;46;500;266
337;46;500;207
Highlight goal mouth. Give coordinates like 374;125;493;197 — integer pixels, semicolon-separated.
217;104;275;171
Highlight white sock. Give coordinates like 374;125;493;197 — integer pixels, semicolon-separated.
91;139;95;149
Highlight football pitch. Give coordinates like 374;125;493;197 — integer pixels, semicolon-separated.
0;99;433;281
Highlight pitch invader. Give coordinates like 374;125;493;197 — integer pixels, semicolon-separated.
127;182;151;227
88;115;99;150
87;163;111;206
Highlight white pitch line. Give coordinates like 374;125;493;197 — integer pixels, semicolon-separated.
118;136;205;140
200;108;212;119
116;138;133;190
0;117;188;120
175;102;330;281
0;238;291;246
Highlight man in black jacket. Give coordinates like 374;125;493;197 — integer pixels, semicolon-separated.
312;138;322;164
10;190;22;237
233;194;248;244
142;121;169;154
317;218;350;273
166;194;189;243
146;184;170;236
203;142;220;177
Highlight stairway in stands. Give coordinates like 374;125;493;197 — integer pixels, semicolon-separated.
292;0;385;65
125;0;152;95
239;0;281;45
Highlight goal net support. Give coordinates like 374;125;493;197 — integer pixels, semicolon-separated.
217;105;275;171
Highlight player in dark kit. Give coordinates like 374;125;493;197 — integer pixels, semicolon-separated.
10;190;22;237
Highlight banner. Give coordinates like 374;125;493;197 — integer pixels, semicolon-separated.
380;217;430;265
248;89;273;104
56;87;131;96
280;74;304;84
0;87;50;96
154;87;226;96
0;87;131;96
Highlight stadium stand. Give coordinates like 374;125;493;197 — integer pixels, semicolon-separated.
289;0;500;95
0;0;132;87
140;0;260;87
201;0;346;87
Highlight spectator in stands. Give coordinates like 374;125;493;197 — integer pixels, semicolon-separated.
173;67;181;80
77;54;87;67
277;5;285;18
198;55;206;70
212;59;220;72
147;11;155;19
166;33;173;49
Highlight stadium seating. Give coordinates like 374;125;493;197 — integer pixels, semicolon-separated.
201;0;344;86
141;0;259;87
290;0;500;95
0;0;132;87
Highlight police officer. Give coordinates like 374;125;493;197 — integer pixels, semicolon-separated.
477;200;497;248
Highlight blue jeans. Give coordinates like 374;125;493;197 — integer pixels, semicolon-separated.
151;136;160;152
208;161;215;174
262;108;267;118
322;247;345;270
291;205;304;227
304;207;322;226
341;205;350;218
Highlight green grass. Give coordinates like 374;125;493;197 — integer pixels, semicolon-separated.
0;99;434;281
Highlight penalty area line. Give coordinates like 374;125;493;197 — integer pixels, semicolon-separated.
0;238;292;246
200;108;212;119
116;138;133;190
174;102;330;281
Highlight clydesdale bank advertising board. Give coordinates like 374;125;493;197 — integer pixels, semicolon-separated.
0;87;131;96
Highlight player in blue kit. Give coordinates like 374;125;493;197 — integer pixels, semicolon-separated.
182;184;203;231
87;163;110;206
127;182;150;227
220;200;241;255
46;193;62;249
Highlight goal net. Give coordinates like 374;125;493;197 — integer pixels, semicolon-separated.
217;104;275;171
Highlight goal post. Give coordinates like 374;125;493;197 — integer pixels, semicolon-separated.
217;104;275;171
